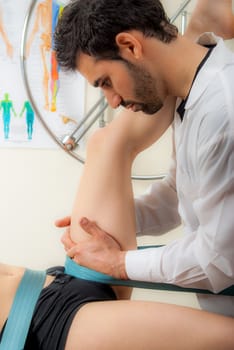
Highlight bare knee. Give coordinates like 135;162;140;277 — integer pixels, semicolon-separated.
87;124;135;160
87;127;108;150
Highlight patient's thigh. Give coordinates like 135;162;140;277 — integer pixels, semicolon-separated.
65;300;234;350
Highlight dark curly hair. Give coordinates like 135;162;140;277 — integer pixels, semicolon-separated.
54;0;178;71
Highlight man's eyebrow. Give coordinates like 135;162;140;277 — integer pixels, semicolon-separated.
93;78;102;88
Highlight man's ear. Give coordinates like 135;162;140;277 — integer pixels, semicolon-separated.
115;32;143;61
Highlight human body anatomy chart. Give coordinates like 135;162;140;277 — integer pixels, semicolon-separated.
0;0;85;148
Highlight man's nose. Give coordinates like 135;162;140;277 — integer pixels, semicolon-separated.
103;90;122;109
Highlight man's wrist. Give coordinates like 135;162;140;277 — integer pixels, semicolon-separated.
116;251;128;280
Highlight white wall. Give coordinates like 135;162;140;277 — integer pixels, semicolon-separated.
0;0;233;309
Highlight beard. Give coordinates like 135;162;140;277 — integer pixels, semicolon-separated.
120;60;163;115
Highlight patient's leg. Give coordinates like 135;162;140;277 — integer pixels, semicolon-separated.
186;0;234;40
69;97;174;299
66;299;234;350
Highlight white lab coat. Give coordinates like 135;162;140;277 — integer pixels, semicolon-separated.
126;33;234;316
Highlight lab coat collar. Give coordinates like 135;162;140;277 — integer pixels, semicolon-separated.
185;32;234;111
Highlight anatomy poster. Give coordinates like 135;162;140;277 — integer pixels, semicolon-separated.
0;0;85;148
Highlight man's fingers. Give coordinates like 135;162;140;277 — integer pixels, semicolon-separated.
55;216;71;228
80;217;105;237
61;230;75;251
67;245;80;258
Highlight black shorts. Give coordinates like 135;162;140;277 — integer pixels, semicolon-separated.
0;267;117;350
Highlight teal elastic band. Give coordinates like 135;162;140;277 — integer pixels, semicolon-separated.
64;245;165;285
0;269;46;350
65;248;234;296
65;255;115;284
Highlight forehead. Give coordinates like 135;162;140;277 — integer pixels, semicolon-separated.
77;53;105;81
77;53;123;84
77;53;96;72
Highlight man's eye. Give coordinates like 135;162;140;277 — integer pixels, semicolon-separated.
101;79;111;88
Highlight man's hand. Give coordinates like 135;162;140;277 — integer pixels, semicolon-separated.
55;216;128;280
55;216;75;252
55;216;71;228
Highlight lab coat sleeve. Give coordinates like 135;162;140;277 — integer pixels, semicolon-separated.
127;109;234;293
134;135;181;236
